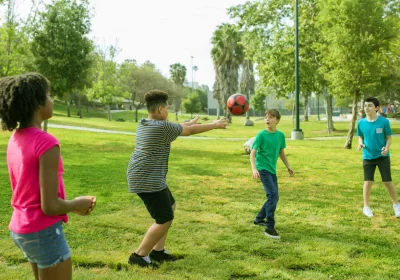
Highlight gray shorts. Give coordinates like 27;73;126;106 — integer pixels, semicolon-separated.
10;221;71;269
363;157;392;182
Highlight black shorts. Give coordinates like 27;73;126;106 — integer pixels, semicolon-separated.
363;157;392;182
137;187;175;224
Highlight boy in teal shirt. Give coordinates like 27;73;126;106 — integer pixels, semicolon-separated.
250;109;294;239
356;97;400;218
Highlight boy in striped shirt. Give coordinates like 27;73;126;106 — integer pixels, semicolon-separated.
127;90;227;268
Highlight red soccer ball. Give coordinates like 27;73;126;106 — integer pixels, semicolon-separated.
227;94;249;116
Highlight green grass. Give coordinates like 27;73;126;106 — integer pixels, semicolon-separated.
0;126;400;279
51;102;400;138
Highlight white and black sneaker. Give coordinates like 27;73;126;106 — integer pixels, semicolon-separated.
128;253;159;269
265;228;281;239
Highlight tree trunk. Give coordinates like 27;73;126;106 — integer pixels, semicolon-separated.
77;93;82;119
344;90;360;149
360;99;366;118
108;105;112;121
86;106;89;113
216;100;221;120
325;94;335;134
42;119;48;132
175;111;179;121
135;109;139;123
246;111;250;120
303;96;309;122
67;102;71;117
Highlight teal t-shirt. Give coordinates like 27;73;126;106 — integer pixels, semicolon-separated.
356;116;392;160
252;129;286;174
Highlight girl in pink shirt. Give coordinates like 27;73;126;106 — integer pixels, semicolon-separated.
0;73;96;280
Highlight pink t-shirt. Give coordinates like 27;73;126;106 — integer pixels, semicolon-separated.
7;127;68;234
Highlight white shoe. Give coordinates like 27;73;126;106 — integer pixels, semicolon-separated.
393;204;400;218
363;206;374;218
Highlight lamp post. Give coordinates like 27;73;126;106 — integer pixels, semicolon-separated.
291;0;304;140
191;56;194;90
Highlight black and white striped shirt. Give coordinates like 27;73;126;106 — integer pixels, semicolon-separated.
127;119;183;193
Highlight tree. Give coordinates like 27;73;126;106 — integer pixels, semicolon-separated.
183;92;201;118
211;23;244;123
212;68;222;119
0;0;37;77
31;0;94;117
169;63;186;120
118;58;137;110
88;45;120;121
127;64;173;122
229;0;331;130
197;84;210;112
251;92;266;116
318;0;400;148
240;59;255;121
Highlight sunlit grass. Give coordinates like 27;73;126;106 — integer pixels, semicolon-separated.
0;127;399;279
50;102;400;138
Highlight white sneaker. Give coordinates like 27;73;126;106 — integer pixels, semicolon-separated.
393;204;400;218
363;206;374;218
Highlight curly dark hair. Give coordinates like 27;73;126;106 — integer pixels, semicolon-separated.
145;90;169;113
0;73;50;131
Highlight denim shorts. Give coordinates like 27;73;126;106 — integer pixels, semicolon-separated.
10;221;71;269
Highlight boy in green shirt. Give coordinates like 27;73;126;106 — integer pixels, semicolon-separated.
250;109;294;239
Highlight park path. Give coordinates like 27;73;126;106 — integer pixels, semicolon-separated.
48;123;399;141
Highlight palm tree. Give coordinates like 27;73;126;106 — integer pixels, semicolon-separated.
193;65;198;85
211;23;244;122
169;63;187;120
240;60;255;122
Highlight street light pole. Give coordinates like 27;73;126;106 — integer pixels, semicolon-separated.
291;0;304;140
191;56;194;90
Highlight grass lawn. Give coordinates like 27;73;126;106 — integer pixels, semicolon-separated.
0;125;399;279
51;102;400;138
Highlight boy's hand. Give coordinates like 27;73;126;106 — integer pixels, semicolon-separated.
212;118;228;129
189;115;201;125
356;143;365;151
73;196;96;216
381;146;389;156
288;167;295;177
252;169;260;179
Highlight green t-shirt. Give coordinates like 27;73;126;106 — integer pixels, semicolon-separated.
252;129;286;174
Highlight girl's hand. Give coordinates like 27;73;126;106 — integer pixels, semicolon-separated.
73;196;96;216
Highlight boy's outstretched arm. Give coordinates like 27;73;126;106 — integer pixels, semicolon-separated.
356;136;365;151
182;115;200;126
250;149;260;179
279;149;294;177
180;118;227;136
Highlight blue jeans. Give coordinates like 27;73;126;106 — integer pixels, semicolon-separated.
255;170;279;229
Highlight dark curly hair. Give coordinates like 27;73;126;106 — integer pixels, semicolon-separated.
145;90;168;113
0;73;50;131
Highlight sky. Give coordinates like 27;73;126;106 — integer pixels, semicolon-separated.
1;0;247;88
89;0;247;89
